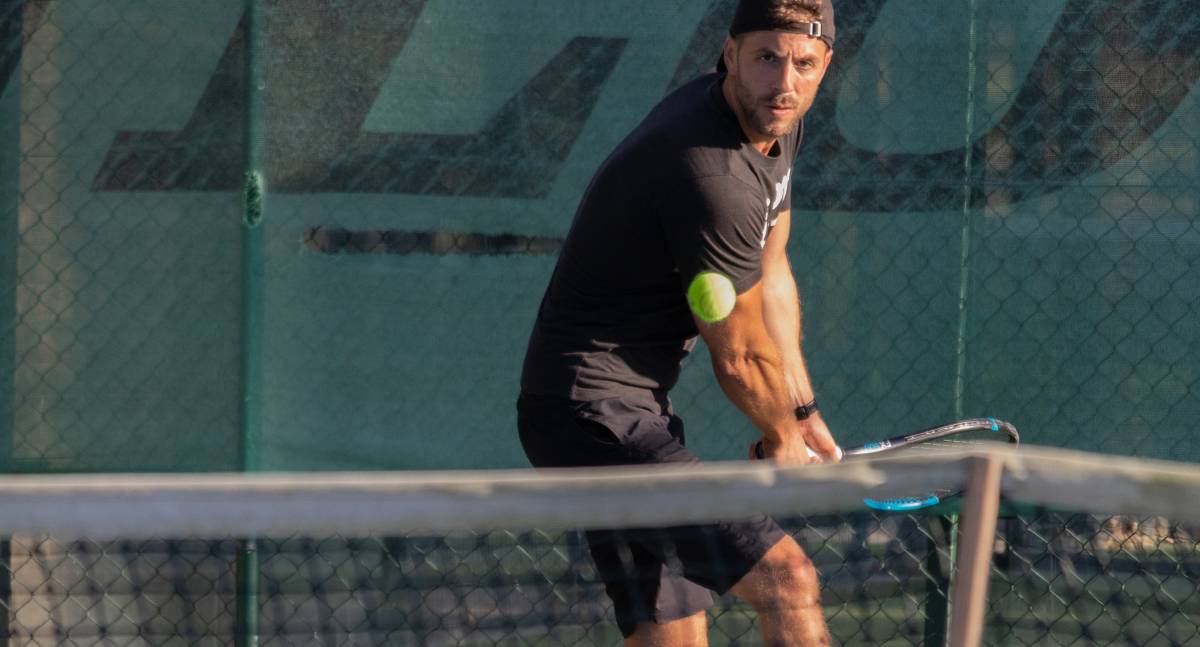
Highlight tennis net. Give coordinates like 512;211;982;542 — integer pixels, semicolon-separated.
2;445;1199;645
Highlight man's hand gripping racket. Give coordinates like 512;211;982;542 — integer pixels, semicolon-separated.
752;417;1020;511
750;435;843;463
749;399;843;464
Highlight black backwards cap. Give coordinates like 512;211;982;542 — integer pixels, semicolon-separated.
717;0;836;73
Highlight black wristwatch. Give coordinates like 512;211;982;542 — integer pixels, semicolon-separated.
794;399;819;421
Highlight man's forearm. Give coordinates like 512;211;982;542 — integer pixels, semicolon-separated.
707;334;836;462
694;272;838;463
709;339;801;443
761;257;816;405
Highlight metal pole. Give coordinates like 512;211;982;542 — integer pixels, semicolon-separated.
953;0;981;418
236;0;266;645
0;4;27;644
945;3;981;643
921;514;954;647
947;455;1003;647
1;0;23;476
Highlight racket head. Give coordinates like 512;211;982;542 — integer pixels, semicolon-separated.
748;418;1018;512
853;418;1018;512
845;417;1019;459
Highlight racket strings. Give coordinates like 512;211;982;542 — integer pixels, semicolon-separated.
874;436;1012;458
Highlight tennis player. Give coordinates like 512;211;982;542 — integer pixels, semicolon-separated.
518;1;838;644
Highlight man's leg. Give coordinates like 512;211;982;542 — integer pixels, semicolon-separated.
729;535;830;646
625;610;708;647
518;397;717;643
586;528;716;645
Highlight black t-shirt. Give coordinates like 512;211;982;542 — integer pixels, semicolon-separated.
520;72;802;404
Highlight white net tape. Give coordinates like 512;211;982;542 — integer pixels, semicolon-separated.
1;445;1198;539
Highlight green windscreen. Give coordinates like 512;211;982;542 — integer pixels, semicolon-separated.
1;0;1197;471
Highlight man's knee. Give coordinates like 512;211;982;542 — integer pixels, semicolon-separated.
732;538;822;610
625;611;708;647
761;546;821;606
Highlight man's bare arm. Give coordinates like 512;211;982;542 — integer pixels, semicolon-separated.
760;210;815;404
693;278;838;464
759;209;837;460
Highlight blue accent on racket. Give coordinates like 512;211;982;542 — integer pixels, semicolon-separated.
863;494;942;511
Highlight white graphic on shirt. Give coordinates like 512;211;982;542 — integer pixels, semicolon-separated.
759;197;771;248
759;169;792;248
772;168;792;210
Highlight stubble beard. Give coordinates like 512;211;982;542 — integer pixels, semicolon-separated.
732;75;802;140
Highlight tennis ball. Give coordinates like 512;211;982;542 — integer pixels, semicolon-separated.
687;271;736;323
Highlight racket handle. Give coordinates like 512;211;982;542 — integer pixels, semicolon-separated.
753;441;843;461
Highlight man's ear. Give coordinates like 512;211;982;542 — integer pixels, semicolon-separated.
815;46;834;84
723;36;737;73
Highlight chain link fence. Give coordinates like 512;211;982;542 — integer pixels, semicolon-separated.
1;0;1198;644
3;513;1197;645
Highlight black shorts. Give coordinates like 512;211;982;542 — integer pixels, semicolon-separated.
516;393;787;638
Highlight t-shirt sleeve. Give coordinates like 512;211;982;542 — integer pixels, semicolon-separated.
661;174;767;295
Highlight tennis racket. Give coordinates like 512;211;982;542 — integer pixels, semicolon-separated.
754;417;1019;511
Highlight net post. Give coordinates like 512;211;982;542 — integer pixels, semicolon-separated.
947;454;1003;647
236;0;266;645
921;514;954;647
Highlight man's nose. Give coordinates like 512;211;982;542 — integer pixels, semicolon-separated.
773;61;799;94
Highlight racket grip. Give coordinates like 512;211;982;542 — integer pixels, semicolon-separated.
753;441;842;461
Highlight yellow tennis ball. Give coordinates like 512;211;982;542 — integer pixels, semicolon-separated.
687;271;736;323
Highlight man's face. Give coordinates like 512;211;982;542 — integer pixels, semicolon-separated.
724;30;833;143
